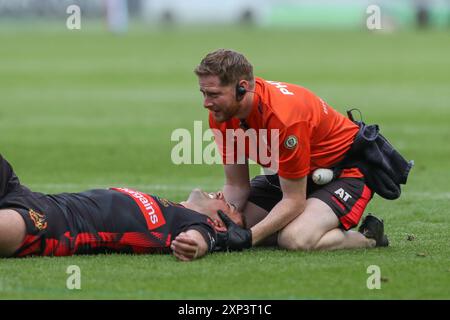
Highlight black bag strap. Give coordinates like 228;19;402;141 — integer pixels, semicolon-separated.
346;108;364;124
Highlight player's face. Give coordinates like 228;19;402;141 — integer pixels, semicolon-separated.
186;188;243;227
198;75;240;123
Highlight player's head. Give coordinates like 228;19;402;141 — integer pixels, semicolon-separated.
194;49;254;123
182;188;244;232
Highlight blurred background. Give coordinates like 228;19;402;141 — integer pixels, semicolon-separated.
1;0;450;30
0;0;449;200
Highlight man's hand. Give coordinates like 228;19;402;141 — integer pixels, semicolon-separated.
171;230;207;261
216;210;252;251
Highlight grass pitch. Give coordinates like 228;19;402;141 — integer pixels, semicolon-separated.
0;23;449;299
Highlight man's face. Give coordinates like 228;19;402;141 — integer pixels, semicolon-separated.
198;75;240;123
185;188;243;228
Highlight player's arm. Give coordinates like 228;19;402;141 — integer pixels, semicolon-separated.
171;229;209;261
223;163;251;211
0;209;26;257
248;120;310;244
250;176;306;245
217;176;307;250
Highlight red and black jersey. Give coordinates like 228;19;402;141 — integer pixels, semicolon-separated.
0;155;217;257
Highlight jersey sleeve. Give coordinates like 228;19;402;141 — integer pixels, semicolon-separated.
277;121;311;179
184;223;217;252
176;209;218;252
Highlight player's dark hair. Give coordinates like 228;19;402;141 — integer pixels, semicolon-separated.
194;49;254;86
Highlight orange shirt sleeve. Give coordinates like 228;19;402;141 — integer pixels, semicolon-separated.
277;121;311;179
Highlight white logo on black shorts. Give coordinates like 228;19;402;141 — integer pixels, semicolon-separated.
334;188;352;202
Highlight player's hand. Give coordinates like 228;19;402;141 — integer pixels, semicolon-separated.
216;210;252;251
171;232;200;261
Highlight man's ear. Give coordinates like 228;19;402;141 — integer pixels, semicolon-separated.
213;219;227;232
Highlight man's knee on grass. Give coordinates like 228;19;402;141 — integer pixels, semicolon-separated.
276;198;341;251
0;209;26;257
277;228;319;251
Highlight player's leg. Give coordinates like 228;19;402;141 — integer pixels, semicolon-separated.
277;198;337;250
313;225;376;250
0;154;30;205
0;154;21;197
243;201;269;228
243;201;277;246
243;175;283;246
278;178;378;251
0;209;26;257
244;199;374;249
278;198;375;250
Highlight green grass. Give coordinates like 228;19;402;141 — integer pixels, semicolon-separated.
0;23;449;299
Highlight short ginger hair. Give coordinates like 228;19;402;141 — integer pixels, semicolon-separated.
194;49;254;86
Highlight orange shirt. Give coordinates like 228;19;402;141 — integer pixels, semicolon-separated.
209;77;362;179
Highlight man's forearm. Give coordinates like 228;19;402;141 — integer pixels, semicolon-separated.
223;184;250;211
185;229;208;259
250;198;305;245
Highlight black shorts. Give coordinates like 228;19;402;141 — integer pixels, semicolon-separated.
248;174;373;230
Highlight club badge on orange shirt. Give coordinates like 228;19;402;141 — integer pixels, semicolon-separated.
284;135;298;150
